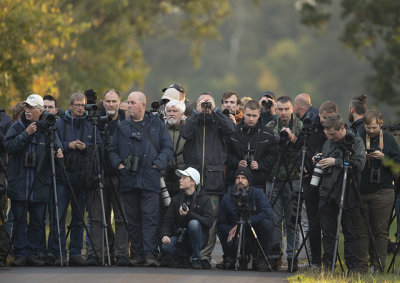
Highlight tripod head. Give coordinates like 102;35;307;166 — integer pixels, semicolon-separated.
232;186;252;217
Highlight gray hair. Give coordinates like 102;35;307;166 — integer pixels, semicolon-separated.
69;92;86;106
166;100;186;114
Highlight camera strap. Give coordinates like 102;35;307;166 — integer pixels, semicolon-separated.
129;121;160;153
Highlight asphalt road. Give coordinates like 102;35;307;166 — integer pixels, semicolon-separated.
0;266;289;283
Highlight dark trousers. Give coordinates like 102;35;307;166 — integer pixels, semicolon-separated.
87;176;129;259
11;200;47;258
218;219;273;258
303;182;321;265
123;188;159;257
319;197;357;270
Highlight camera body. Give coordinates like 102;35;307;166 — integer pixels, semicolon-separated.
222;108;233;117
232;186;249;210
176;227;187;244
279;129;289;143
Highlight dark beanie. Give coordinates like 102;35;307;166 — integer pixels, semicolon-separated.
234;166;253;186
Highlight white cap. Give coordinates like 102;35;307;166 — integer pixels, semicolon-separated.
24;94;44;107
162;88;180;101
175;167;200;185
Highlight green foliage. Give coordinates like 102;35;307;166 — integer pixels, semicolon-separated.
297;0;400;115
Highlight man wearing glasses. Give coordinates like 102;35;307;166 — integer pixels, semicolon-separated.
43;95;59;116
51;93;97;266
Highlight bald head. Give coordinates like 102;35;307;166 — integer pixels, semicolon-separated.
294;93;312;118
127;91;147;121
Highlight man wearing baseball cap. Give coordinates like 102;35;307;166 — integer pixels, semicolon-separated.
160;167;213;269
4;94;63;266
259;91;277;125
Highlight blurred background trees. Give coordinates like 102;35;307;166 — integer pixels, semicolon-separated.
1;0;399;120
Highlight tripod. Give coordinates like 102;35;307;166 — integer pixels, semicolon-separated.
91;117;111;266
290;131;309;272
269;141;311;268
48;126;63;266
233;210;272;271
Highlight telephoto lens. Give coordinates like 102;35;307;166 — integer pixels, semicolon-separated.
160;177;171;206
310;164;324;188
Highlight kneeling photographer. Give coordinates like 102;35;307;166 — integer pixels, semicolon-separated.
160;167;213;269
217;167;273;271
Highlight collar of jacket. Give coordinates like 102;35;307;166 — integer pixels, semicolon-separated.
239;119;261;135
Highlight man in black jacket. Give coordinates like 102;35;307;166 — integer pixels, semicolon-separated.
181;92;236;268
86;89;129;266
227;100;277;189
160;167;213;269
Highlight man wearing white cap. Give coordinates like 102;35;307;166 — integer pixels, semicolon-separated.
160;167;213;269
4;94;63;266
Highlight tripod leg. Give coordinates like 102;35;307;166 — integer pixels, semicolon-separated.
298;224;311;267
99;187;111;266
235;222;244;270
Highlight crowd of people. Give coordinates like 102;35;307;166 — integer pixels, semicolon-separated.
0;84;399;275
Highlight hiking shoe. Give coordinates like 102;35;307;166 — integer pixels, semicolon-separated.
68;256;86;266
144;254;159;267
12;256;26;266
116;256;130;266
201;259;211;269
130;255;145;266
192;258;202;269
27;255;46;266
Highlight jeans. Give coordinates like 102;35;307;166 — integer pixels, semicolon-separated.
87;176;129;259
123;188;159;257
48;184;69;257
200;194;220;261
162;220;206;259
11;200;47;258
266;180;299;259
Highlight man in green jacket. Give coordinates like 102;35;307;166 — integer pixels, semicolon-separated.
317;113;365;272
356;110;400;273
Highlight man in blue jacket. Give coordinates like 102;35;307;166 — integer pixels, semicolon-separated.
109;91;173;267
50;92;97;266
217;167;273;271
4;94;63;266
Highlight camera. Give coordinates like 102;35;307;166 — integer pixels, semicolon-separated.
366;149;375;154
222;108;232;117
232;186;249;210
201;101;212;109
279;129;289;143
176;227;187;244
343;131;355;145
151;99;168;112
43;111;56;126
84;104;99;112
130;132;143;141
313;153;323;163
125;154;140;175
301;112;313;135
182;203;188;212
261;100;273;108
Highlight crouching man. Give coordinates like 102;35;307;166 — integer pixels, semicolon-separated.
218;167;273;271
160;167;213;269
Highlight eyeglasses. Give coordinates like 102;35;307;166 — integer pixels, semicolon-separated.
73;104;85;108
44;105;55;109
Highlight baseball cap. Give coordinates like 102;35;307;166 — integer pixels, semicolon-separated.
260;91;276;100
162;83;185;93
24;94;44;107
175;167;200;185
161;88;180;101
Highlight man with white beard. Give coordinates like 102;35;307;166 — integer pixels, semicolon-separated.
86;89;129;266
163;100;186;199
